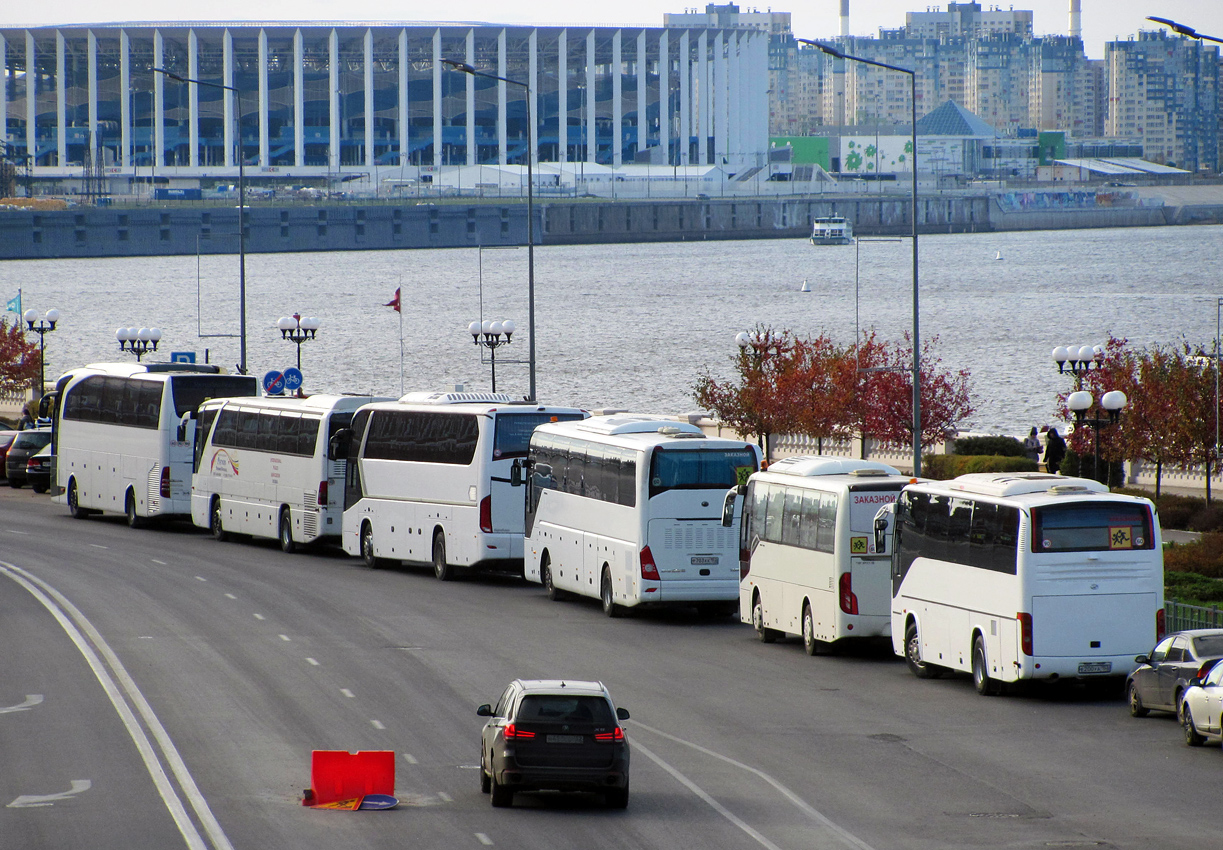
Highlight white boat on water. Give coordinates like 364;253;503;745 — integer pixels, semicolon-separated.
810;216;853;245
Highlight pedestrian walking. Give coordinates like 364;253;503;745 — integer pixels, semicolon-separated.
1044;427;1066;475
1023;427;1041;464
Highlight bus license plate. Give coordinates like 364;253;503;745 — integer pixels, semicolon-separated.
1077;662;1112;675
547;734;584;744
691;556;719;566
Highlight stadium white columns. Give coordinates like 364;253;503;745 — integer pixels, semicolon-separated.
557;29;567;163
398;29;409;166
466;29;476;166
56;31;66;166
260;29;270;169
328;29;339;172
498;29;507;165
294;29;304;167
586;30;596;164
432;29;441;167
679;30;690;165
364;28;374;171
189;30;200;167
529;29;538;166
612;30;622;167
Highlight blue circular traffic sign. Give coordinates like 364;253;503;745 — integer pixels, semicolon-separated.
262;370;286;394
282;367;303;391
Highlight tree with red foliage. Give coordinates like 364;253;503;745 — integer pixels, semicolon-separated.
0;318;40;397
693;325;799;461
1165;343;1221;503
781;333;858;453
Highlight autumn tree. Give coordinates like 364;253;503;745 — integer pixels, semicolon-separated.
0;318;40;397
693;325;800;461
781;333;858;453
1165;343;1222;503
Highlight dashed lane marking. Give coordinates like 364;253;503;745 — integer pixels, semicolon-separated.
340;689;355;698
253;614;265;621
437;791;453;803
305;657;319;666
224;594;237;600
195;576;207;582
403;753;418;765
475;833;493;845
151;559;166;565
89;544;108;550
371;720;386;730
278;635;291;642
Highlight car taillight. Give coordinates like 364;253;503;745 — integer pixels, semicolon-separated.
1018;612;1033;656
839;571;858;615
504;723;535;739
594;727;625;742
317;481;328;506
1156;608;1166;641
640;546;660;581
479;495;493;533
160;465;172;498
740;548;751;580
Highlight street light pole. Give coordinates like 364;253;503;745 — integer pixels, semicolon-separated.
153;67;248;375
443;59;536;401
800;39;921;475
468;319;516;393
23;308;60;398
278;314;320;372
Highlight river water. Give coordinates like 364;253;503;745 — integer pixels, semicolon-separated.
8;224;1222;436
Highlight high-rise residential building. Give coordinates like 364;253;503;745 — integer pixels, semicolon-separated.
905;2;1033;40
1105;30;1219;171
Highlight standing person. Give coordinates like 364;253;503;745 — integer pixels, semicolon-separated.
1044;427;1066;475
1023;427;1041;464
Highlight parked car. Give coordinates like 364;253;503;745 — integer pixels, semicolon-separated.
5;428;51;488
1126;629;1223;717
477;679;630;809
1180;659;1223;746
25;443;52;493
0;431;17;479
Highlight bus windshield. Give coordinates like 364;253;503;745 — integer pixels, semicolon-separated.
648;447;757;498
492;412;585;459
1031;501;1154;553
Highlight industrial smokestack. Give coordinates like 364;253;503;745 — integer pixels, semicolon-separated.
1069;0;1081;39
840;0;850;37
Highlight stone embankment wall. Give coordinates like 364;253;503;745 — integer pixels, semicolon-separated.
0;193;1174;261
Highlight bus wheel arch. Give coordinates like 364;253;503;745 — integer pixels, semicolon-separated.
210;496;229;542
905;617;940;679
360;521;387;569
125;487;145;528
600;565;622;618
972;631;1002;696
752;590;778;644
67;477;90;519
801;599;827;656
432;527;453;582
541;551;563;601
278;506;296;554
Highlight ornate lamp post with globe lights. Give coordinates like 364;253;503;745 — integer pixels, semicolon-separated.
116;326;162;362
1052;344;1104;390
24;307;60;397
468;319;516;393
278;314;321;372
1054;343;1126;485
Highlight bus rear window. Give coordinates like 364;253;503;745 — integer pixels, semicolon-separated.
648;447;757;498
170;375;259;417
493;412;585;459
1031;502;1154;553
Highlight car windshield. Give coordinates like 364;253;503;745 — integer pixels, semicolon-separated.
1192;635;1223;657
14;431;51;450
517;695;614;725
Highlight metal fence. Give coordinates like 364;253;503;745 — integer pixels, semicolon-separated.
1165;600;1223;632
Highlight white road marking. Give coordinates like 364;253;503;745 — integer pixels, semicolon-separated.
305;657;319;666
6;529;29;534
7;779;92;808
0;694;43;714
151;559;167;565
632;722;877;850
340;688;355;698
403;753;418;765
437;791;453;803
195;576;207;582
89;544;108;550
371;720;386;730
253;613;265;621
475;833;493;845
224;593;237;600
278;634;291;642
1;560;232;850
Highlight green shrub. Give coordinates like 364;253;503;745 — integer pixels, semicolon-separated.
1165;569;1223;606
1164;533;1223;578
1114;490;1223;533
922;454;1037;480
954;435;1026;457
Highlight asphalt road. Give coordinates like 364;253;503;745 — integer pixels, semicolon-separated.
0;485;1217;850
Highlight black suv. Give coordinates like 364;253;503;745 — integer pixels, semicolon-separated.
477;679;630;808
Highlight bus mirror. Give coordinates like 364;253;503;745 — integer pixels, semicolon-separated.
37;392;56;420
177;411;192;442
873;505;894;553
722;489;738;527
533;462;552;479
510;458;523;487
329;428;352;461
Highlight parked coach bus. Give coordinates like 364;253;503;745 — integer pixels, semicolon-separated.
731;456;917;654
339;392;587;579
191;394;388;551
879;472;1164;695
523;414;761;617
49;362;258;525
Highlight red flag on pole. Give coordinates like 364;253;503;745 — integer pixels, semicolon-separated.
384;287;401;313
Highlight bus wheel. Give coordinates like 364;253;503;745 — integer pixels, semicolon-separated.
802;603;828;656
542;555;563;601
600;567;622;618
125;490;145;529
67;479;89;520
210;499;229;542
905;622;938;679
972;636;1001;696
360;523;387;569
432;531;453;581
752;595;778;643
279;508;296;554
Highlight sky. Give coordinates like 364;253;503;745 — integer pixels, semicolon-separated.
1;1;1220;60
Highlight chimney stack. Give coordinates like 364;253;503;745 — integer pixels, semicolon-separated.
840;0;850;37
1069;0;1081;39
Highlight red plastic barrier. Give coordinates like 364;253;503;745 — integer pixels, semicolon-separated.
308;750;395;806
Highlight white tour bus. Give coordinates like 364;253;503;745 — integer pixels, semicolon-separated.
191;394;388;551
882;472;1164;695
523;414;761;617
732;456;917;654
49;362;258;524
340;392;587;579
